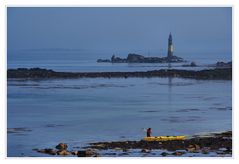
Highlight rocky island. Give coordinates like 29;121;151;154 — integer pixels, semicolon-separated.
97;33;185;63
97;53;185;63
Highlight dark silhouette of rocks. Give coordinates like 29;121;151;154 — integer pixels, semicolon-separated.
55;143;68;150
97;53;184;63
96;59;111;62
127;54;145;62
204;61;232;68
161;152;170;156
7;127;32;134
87;131;232;155
141;149;151;153
111;54;127;63
34;143;98;157
33;131;231;157
182;62;197;67
57;150;71;156
215;61;232;68
77;149;98;157
8;67;232;80
33;148;57;156
172;151;186;156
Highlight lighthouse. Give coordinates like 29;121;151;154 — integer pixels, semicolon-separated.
167;33;173;61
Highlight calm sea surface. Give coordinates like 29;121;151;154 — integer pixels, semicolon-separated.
7;50;232;156
7;49;231;72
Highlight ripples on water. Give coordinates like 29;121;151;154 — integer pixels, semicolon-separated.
7;77;232;156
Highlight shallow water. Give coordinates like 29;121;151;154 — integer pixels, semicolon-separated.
7;77;232;157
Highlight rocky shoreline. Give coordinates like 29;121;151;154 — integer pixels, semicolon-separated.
33;131;232;157
7;67;232;80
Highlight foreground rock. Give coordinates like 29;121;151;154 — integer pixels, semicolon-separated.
33;131;231;157
86;131;232;156
55;143;68;150
33;143;98;157
8;67;232;80
77;149;98;157
57;150;71;156
33;148;57;155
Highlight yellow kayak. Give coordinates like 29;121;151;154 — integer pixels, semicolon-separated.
143;136;186;141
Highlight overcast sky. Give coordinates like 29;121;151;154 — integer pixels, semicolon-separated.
7;7;232;54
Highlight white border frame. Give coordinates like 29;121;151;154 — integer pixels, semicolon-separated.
0;0;238;163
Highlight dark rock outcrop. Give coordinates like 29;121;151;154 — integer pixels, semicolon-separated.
57;150;71;156
34;143;98;157
216;61;232;68
7;67;232;80
141;149;151;153
87;131;232;154
182;62;197;67
97;53;184;63
77;149;98;157
34;148;57;155
161;152;170;156
33;131;231;157
127;54;145;62
97;59;111;63
172;151;186;156
111;55;127;63
55;143;68;150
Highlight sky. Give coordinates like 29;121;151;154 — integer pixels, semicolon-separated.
7;7;232;55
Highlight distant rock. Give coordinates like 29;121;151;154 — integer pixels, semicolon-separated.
216;61;232;68
111;55;127;63
168;55;184;63
97;59;111;62
191;62;197;67
97;53;185;63
182;62;197;67
127;54;145;62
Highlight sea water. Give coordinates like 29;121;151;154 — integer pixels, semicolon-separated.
7;77;231;156
7;49;231;72
7;49;232;156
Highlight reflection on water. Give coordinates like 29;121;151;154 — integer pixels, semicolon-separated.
168;63;172;104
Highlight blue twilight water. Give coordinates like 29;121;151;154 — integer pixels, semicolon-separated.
8;77;231;157
7;49;232;157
